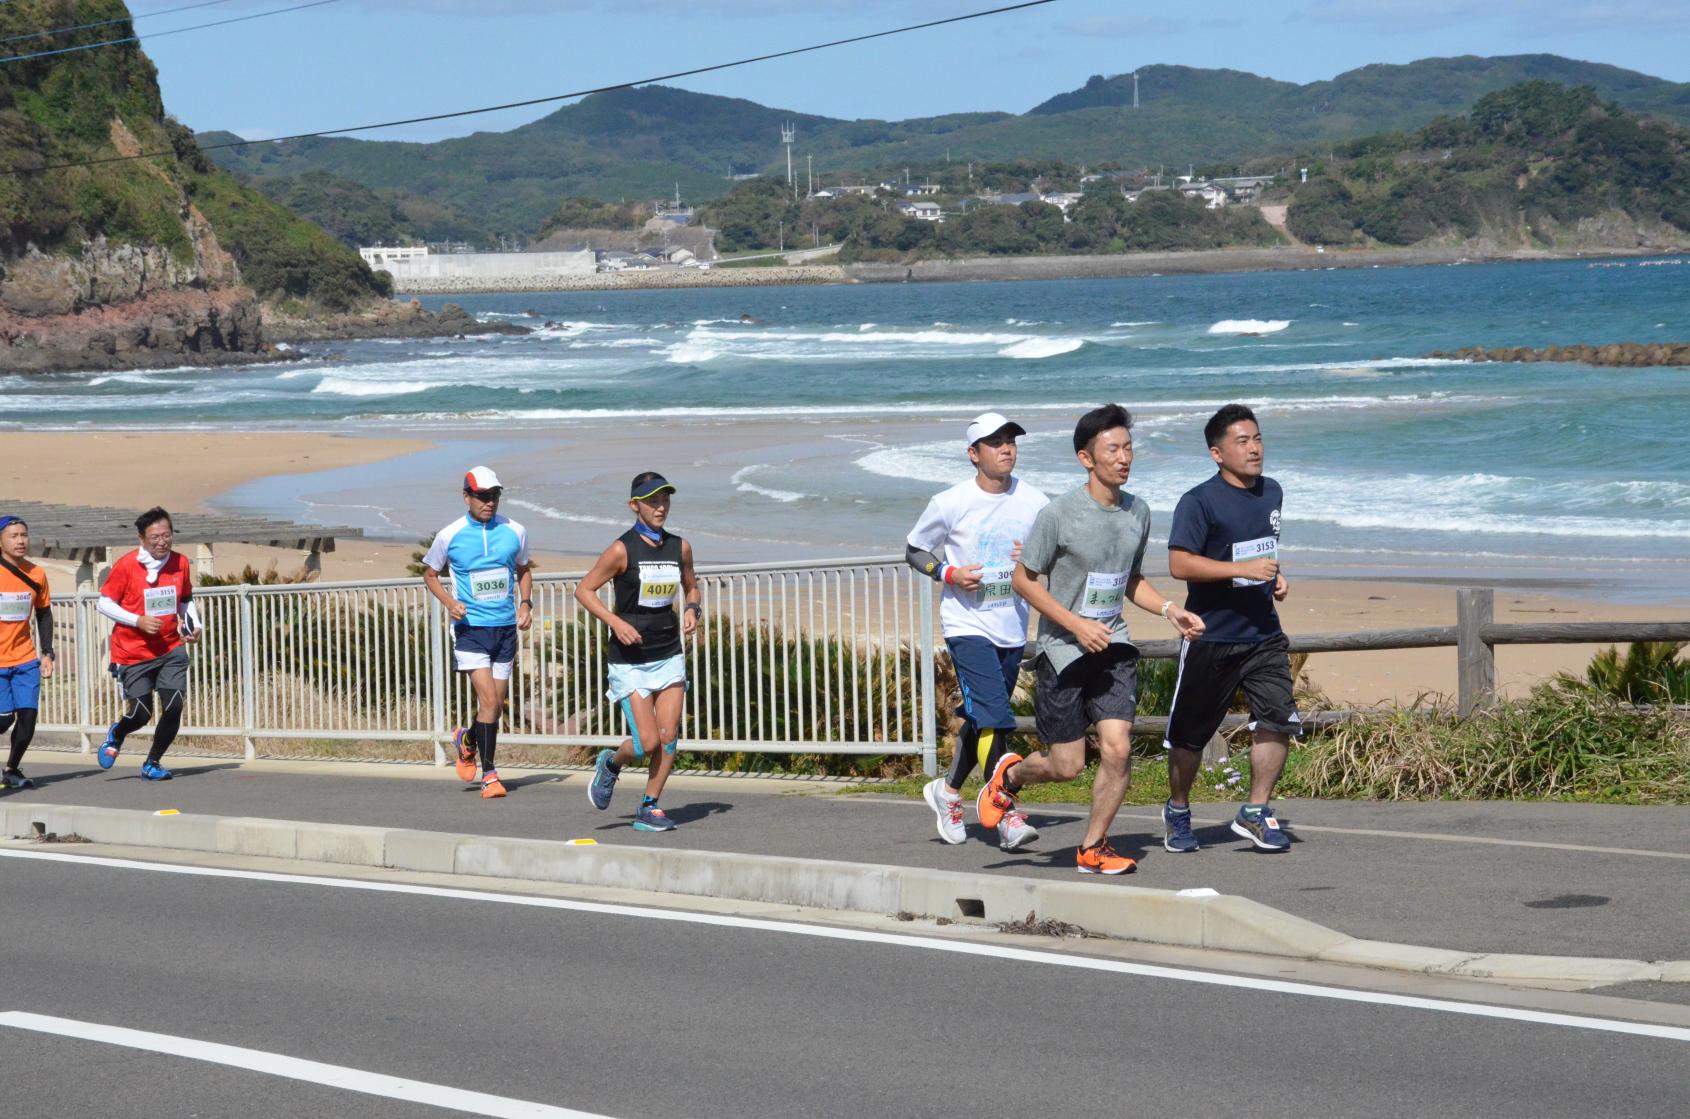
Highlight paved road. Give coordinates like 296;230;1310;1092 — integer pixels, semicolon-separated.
1;849;1685;1119
5;757;1689;960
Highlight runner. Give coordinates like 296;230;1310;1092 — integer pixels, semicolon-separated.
94;508;202;780
906;412;1048;848
576;472;701;834
981;404;1205;874
1162;403;1300;853
0;516;54;789
421;466;533;800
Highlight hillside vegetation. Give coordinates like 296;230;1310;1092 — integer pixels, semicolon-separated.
0;0;387;311
1285;82;1690;247
202;54;1690;242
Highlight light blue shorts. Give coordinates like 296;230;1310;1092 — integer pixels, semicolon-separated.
605;653;686;703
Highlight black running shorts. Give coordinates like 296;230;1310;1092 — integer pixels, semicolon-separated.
1162;632;1302;750
1034;644;1139;744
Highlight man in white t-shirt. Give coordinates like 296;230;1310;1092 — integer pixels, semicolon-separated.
906;412;1049;849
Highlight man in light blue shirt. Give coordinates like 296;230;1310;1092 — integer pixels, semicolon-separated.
422;465;532;798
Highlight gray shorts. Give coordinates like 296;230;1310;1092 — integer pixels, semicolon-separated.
112;646;189;701
1034;645;1139;744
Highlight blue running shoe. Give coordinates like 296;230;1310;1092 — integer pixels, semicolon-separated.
632;803;676;833
139;761;173;781
97;725;122;770
1231;804;1290;851
587;748;618;810
1163;801;1200;853
1;769;33;790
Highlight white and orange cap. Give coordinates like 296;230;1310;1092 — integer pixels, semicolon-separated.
463;466;502;492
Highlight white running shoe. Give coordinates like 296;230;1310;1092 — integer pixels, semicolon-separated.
998;809;1039;851
922;778;967;844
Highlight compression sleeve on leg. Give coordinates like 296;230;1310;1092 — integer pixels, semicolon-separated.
474;721;498;773
7;709;37;770
147;689;183;763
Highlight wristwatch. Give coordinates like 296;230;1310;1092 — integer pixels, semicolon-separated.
519;599;534;608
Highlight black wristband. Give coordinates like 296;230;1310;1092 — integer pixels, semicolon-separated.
520;599;533;607
685;602;702;615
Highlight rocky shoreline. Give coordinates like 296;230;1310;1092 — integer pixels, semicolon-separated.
1431;342;1690;367
263;300;529;343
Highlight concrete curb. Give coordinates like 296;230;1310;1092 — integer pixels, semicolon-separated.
5;802;1683;986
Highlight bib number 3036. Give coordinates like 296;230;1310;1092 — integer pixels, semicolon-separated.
1079;571;1127;619
470;570;512;603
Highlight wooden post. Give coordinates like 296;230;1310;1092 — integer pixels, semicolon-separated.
1457;587;1495;716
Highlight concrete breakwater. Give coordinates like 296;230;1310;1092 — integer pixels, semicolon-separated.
391;265;849;295
1431;342;1690;367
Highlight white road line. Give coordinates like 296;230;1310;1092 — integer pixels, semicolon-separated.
4;847;1688;1044
0;1010;608;1119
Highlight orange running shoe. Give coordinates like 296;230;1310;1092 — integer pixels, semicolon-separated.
1075;840;1136;875
480;772;507;799
976;752;1022;831
452;727;477;783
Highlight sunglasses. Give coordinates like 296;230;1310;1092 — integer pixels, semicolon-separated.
466;488;502;501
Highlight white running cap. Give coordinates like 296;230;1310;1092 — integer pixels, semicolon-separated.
463;465;502;492
966;412;1026;445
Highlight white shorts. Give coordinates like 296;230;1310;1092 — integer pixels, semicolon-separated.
453;648;515;680
606;653;686;702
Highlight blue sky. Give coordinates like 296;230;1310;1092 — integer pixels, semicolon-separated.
127;0;1690;143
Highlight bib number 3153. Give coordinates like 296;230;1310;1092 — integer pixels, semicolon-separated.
1231;537;1278;587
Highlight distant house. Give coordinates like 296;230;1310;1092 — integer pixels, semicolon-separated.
1179;182;1229;209
901;183;942;197
596;250;649;271
359;245;428;268
979;192;1043;207
895;200;943;222
1041;192;1084;214
812;189;836;199
834;184;876;196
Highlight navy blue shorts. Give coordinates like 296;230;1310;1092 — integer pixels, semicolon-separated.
947;635;1023;732
452;623;518;680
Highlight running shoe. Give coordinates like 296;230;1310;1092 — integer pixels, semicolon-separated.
1075;840;1136;875
632;803;676;833
452;727;477;783
97;725;121;769
587;747;618;810
0;769;33;789
1231;805;1291;851
480;772;507;799
975;751;1022;831
139;761;173;781
997;809;1039;851
1162;801;1200;853
922;778;966;844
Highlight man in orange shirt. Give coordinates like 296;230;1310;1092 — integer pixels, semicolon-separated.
95;508;201;780
0;515;55;789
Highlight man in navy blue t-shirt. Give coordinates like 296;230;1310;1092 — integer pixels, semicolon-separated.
1162;404;1302;853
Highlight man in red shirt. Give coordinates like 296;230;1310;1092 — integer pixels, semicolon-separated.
0;515;56;789
95;508;201;780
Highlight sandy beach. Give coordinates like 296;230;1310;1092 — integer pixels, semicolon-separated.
4;430;1685;708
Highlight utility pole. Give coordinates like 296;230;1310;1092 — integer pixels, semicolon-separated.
807;154;813;197
782;121;796;197
778;219;784;252
1132;71;1139;109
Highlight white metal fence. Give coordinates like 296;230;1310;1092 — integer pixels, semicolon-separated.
33;556;939;773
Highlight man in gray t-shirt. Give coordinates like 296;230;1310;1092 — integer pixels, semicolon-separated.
982;404;1205;876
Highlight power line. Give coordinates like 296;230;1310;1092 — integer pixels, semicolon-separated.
0;0;239;48
0;0;339;65
4;0;1060;176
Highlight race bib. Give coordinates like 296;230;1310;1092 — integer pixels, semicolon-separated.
143;585;178;618
1231;536;1278;587
638;562;681;609
468;569;511;603
0;591;30;623
1078;571;1127;619
978;566;1015;609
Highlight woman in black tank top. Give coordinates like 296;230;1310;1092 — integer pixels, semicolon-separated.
573;472;701;832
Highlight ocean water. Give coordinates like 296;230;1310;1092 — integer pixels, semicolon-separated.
4;257;1688;598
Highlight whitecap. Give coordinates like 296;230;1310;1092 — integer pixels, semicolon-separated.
731;465;809;503
999;337;1084;359
1207;319;1291;336
310;376;437;397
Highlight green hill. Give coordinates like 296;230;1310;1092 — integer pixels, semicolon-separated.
201;54;1690;241
0;0;387;314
